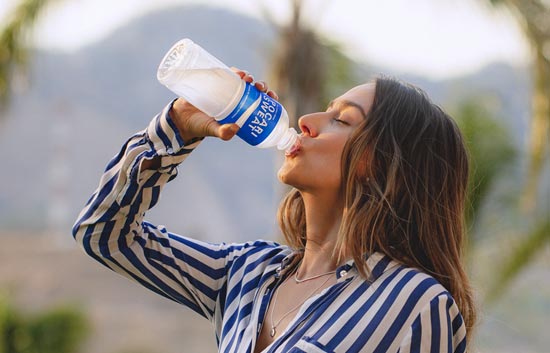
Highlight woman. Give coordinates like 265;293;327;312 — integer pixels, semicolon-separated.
73;70;476;353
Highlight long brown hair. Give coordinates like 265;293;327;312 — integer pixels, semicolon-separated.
278;75;476;342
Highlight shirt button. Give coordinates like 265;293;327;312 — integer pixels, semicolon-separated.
167;148;174;154
339;270;348;277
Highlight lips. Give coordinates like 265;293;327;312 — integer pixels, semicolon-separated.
285;136;302;157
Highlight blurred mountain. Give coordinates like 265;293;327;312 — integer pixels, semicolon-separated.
0;5;530;244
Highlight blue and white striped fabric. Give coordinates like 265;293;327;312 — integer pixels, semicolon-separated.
73;100;467;353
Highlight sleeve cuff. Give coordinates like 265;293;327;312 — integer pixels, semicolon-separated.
146;99;203;155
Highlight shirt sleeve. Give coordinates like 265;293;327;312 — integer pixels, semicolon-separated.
72;100;251;321
398;294;467;353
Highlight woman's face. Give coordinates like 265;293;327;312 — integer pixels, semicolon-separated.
278;83;376;194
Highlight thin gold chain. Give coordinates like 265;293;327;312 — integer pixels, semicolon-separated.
294;267;336;283
269;274;332;338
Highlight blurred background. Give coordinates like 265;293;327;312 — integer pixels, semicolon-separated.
0;0;548;352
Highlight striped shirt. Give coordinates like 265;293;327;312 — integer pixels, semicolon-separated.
73;101;467;353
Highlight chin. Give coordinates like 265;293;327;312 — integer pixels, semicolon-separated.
277;168;292;186
277;166;299;188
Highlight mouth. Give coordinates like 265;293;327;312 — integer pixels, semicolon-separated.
284;136;302;158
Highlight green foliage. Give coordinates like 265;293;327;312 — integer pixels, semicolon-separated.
0;297;24;353
27;307;88;353
453;100;517;233
0;297;89;353
0;0;51;108
454;98;550;303
479;0;550;306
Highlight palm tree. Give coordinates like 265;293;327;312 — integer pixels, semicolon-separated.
0;0;52;109
481;0;550;301
486;0;550;209
264;0;356;129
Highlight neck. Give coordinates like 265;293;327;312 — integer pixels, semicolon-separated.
298;191;344;276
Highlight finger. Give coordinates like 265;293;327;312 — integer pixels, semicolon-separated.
202;118;224;138
217;123;240;141
231;67;246;78
230;67;254;82
243;74;254;83
266;90;279;101
255;81;267;92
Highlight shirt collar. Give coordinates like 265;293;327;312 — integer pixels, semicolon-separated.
276;250;395;284
335;252;395;283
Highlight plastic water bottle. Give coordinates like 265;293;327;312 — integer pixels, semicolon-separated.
157;38;298;151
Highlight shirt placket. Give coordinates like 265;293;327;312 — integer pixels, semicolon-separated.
249;255;297;353
265;263;356;353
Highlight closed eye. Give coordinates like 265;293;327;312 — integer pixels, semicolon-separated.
333;118;350;125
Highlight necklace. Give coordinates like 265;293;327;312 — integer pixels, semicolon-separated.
269;273;332;338
294;267;336;283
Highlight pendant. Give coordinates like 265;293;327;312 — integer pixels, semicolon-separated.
270;327;276;337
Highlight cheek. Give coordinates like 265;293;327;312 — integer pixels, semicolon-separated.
277;157;337;186
305;149;344;187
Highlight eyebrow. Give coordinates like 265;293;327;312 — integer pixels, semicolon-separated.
327;99;368;120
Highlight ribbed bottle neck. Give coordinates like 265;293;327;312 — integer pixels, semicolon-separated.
277;127;298;151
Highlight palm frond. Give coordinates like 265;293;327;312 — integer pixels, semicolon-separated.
485;219;550;302
477;1;550;294
0;0;51;109
483;0;550;210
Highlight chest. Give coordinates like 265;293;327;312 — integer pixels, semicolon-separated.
254;275;338;352
218;257;423;352
246;278;422;353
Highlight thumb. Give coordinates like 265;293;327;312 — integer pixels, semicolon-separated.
217;123;240;141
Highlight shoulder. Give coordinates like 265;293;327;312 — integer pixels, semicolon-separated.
345;255;466;350
366;255;451;308
354;253;463;329
354;253;449;298
365;256;466;348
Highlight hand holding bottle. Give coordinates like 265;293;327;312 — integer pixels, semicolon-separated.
157;38;297;150
143;69;280;171
169;69;279;142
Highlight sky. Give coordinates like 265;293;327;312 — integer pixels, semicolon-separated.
0;0;531;80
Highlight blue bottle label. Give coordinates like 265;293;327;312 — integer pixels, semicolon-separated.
218;83;282;146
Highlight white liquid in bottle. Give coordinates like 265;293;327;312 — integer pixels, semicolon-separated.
157;68;244;119
157;39;298;151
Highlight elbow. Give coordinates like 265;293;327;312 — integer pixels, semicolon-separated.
71;208;99;246
71;216;106;260
71;216;91;248
71;219;84;241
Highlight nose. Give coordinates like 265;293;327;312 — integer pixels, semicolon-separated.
298;113;321;137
